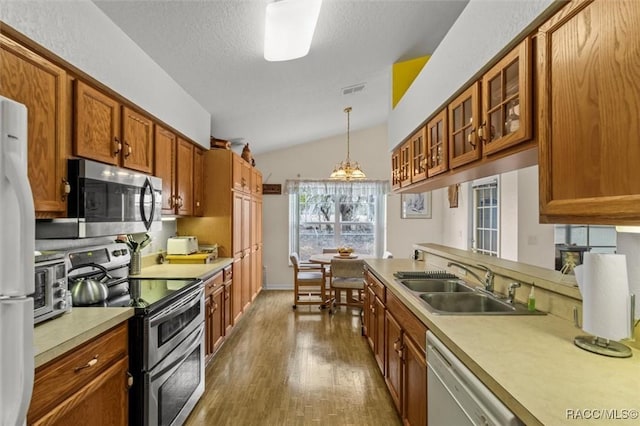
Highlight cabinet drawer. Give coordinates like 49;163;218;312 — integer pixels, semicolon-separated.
368;272;386;303
386;291;427;352
28;322;128;422
223;265;233;282
204;270;224;295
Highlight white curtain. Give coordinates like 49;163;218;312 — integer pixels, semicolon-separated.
286;179;389;259
284;179;390;197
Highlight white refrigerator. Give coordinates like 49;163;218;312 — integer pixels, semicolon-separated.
0;96;35;425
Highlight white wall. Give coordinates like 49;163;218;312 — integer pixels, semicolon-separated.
517;166;555;269
388;0;556;149
254;124;444;288
0;0;210;147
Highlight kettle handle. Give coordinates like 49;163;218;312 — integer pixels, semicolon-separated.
68;263;111;282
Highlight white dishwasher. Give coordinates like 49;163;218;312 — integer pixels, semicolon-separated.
426;331;523;426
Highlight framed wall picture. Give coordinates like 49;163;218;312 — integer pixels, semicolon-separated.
401;192;432;219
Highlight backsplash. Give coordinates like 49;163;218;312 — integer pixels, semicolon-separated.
35;220;177;254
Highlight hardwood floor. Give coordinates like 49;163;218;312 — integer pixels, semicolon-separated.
185;290;402;426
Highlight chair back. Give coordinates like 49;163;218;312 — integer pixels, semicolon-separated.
290;252;300;269
322;248;338;253
330;258;365;279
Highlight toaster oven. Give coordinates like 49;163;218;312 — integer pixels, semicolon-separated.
32;254;70;324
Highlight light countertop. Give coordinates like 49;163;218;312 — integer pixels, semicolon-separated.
33;258;232;368
130;257;233;280
34;307;133;368
365;258;640;426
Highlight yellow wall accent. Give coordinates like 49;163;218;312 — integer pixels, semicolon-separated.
392;55;430;108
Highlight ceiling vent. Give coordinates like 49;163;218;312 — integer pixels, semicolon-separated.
342;83;366;96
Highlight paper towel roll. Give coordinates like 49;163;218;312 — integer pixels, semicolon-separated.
578;253;630;340
616;232;640;319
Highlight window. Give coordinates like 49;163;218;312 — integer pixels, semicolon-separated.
554;225;617;271
471;178;499;256
286;180;388;260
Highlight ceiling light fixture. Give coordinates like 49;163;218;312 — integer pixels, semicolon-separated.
264;0;322;62
330;107;366;181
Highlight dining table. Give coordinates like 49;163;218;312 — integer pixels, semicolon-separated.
307;252;374;265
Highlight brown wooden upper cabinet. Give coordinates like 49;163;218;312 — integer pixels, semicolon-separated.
0;34;69;217
154;125;177;214
481;38;532;156
448;82;481;169
537;0;640;224
232;153;253;193
154;125;201;216
193;146;205;217
176;137;194;216
399;141;412;187
426;108;448;177
391;150;401;190
250;167;263;197
409;126;427;183
75;80;153;174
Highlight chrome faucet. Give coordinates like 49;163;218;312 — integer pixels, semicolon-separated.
506;282;521;304
447;261;495;293
476;264;495;293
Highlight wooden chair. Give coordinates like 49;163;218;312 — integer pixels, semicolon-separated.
327;258;365;313
290;252;327;309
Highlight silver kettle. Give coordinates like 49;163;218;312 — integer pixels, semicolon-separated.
68;263;111;306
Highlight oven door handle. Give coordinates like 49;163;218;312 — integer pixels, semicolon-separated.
149;284;204;327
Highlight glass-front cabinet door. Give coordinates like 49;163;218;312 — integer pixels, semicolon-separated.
410;127;427;183
481;38;532;155
448;82;481;169
399;141;411;187
427;108;448;177
391;149;401;190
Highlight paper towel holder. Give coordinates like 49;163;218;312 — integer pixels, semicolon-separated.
573;294;634;358
574;336;632;358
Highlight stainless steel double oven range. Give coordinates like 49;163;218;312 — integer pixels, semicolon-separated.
63;242;205;426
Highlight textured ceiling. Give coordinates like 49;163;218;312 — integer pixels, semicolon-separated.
93;0;468;154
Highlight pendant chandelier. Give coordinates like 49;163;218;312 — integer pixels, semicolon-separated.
329;107;366;181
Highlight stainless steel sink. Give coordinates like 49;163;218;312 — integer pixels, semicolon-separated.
400;279;474;293
418;292;545;315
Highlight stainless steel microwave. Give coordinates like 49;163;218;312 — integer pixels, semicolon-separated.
36;159;162;239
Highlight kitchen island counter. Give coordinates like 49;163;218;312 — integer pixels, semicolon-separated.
34;307;133;368
365;258;640;426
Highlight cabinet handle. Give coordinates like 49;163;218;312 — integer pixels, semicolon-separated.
477;121;487;144
168;194;174;208
61;178;71;201
126;372;134;389
124;141;132;157
113;137;122;155
196;200;200;208
177;195;184;208
74;355;99;372
393;337;401;351
468;128;477;148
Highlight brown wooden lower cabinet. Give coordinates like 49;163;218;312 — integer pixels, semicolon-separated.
27;322;130;425
204;271;225;364
364;271;428;425
223;265;234;336
364;271;387;374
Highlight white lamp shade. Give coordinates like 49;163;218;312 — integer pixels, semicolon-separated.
264;0;322;62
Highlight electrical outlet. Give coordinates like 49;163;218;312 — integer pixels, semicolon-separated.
454;266;467;276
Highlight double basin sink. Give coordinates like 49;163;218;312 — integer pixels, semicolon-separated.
395;273;545;315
